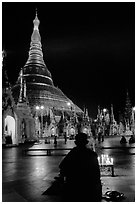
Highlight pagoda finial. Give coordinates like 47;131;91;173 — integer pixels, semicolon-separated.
110;104;114;123
24;79;26;99
36;8;37;17
33;8;40;31
19;68;27;102
19;68;23;102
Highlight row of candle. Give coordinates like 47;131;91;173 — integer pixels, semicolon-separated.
98;154;113;165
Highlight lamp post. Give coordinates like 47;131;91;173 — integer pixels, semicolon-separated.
36;105;44;137
67;102;71;110
41;106;44;137
103;108;107;137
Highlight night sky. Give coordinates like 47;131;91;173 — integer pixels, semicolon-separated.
2;2;135;120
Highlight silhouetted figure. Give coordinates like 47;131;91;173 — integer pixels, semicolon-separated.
59;133;102;202
91;128;96;140
45;136;50;144
120;136;127;144
64;132;67;144
98;126;104;142
54;135;57;147
129;135;135;144
101;132;104;142
98;131;104;142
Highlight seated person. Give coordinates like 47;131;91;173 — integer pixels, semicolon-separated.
59;132;102;202
120;136;127;144
129;135;135;144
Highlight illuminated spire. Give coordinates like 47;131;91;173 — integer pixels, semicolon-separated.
2;50;11;89
19;68;23;102
25;11;45;66
19;68;27;103
125;90;132;123
24;79;26;99
33;8;40;31
2;50;6;64
23;10;53;86
110;104;114;124
97;105;101;121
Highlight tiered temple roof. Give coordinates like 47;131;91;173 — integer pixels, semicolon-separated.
12;12;83;115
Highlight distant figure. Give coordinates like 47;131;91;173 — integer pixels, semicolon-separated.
59;133;102;201
64;132;67;144
120;136;127;144
98;126;104;142
45;136;50;144
88;135;96;152
129;135;135;144
54;135;57;147
91;128;96;140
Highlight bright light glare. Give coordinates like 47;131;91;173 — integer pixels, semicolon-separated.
103;108;107;113
41;105;44;109
67;102;71;106
5;115;15;143
36;106;40;110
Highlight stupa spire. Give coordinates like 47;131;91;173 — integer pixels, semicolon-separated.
23;10;53;86
25;11;45;66
24;79;26;99
33;9;40;31
2;50;11;89
12;12;83;115
19;68;23;102
19;68;27;103
110;104;114;123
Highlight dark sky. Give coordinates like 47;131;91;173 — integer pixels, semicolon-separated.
2;2;135;120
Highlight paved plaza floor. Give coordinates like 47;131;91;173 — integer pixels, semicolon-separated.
2;135;135;202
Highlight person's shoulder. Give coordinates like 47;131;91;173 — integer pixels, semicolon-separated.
87;148;98;157
67;146;77;154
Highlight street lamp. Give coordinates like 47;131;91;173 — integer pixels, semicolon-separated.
103;108;107;114
41;105;44;110
40;106;44;137
103;108;107;137
35;105;44;137
67;102;71;108
67;102;73;113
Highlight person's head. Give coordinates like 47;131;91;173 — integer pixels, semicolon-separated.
75;132;89;147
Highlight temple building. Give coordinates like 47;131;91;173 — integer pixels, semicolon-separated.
2;12;83;145
12;12;82;114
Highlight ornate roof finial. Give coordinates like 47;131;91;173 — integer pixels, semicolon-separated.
36;8;38;17
19;68;27;102
33;8;40;31
19;68;23;102
24;79;26;100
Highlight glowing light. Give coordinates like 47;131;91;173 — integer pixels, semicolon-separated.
36;106;40;110
51;127;56;135
111;158;113;165
67;102;71;107
83;128;88;134
36;105;44;110
98;154;114;165
103;108;107;113
5;115;16;144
